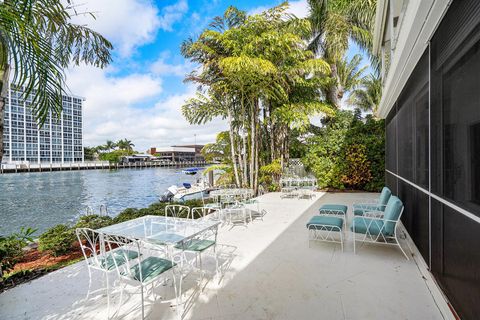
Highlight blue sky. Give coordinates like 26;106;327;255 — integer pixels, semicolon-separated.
67;0;367;151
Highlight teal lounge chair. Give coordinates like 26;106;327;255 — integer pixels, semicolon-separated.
353;187;392;216
351;195;409;259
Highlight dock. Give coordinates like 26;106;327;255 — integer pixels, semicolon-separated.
0;161;207;174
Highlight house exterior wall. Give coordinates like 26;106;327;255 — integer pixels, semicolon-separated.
378;1;480;318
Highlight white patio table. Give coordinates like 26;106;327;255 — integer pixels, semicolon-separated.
98;215;220;247
97;215;220;307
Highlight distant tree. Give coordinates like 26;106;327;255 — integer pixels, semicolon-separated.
117;139;134;152
347;73;382;113
336;54;367;101
83;147;96;161
307;0;376;107
0;0;112;164
104;140;116;151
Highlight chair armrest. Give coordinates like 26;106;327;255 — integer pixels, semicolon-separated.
354;202;384;208
363;210;385;218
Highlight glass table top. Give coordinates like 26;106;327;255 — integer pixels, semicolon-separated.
98;215;220;245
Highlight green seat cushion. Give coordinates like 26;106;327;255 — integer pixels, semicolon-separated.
127;256;175;283
379;187;392;206
307;216;343;230
100;249;139;270
383;196;403;236
351;217;384;235
353;204;384;216
175;239;215;252
319;204;347;215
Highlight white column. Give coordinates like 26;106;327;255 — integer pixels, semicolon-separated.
7;84;12;163
49;111;52;163
61;100;64;164
23;96;26;161
71;96;74;163
81;98;84;163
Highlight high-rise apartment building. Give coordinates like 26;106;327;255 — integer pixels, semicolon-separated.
2;86;84;164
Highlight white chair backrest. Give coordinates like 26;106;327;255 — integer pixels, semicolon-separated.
103;233;141;279
75;228;104;269
190;206;217;219
165;204;190;218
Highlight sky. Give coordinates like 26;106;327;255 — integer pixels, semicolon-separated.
66;0;366;152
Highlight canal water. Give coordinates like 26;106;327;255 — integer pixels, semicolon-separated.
0;167;203;235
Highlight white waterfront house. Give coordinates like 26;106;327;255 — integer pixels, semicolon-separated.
2;85;84;164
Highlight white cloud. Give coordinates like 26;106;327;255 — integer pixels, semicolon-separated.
248;0;309;18
158;0;189;32
150;51;193;77
71;0;189;57
66;66;226;151
71;0;161;57
287;0;309;18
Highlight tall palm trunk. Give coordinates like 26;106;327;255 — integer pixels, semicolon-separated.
327;63;341;108
242;129;248;186
254;111;259;194
249;99;256;189
227;108;240;187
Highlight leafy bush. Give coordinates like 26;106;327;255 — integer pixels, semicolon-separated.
74;215;113;230
38;225;76;257
0;227;37;279
259;159;282;191
302;110;385;191
99;149;133;163
340;144;372;188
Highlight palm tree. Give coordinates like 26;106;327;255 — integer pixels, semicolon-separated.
347;73;382;113
124;139;134;152
182;3;332;192
104;140;116;151
117;139;134;152
336;54;367;102
307;0;376;107
0;0;112;163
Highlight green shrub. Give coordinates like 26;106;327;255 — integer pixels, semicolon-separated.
112;208;142;223
0;227;37;279
74;215;113;230
302;110;385;192
38;225;76;257
340;144;372;189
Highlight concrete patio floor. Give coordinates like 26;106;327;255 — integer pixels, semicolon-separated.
0;192;452;320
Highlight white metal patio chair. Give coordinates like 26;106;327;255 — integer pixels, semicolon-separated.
353;186;392;216
76;228;140;316
223;203;250;228
189;207;219;220
103;233;180;320
165;204;190;219
351;195;410;259
175;223;219;283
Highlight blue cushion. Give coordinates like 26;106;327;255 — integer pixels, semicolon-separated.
379;187;392;206
351;217;384;235
319;204;347;215
127;256;175;283
383;196;403;235
307;216;343;230
100;249;139;270
353;204;384;216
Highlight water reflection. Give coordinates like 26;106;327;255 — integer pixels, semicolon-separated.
0;167;202;235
